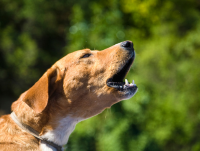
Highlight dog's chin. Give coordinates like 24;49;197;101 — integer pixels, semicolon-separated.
118;86;138;100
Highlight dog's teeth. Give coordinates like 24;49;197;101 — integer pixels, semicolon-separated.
125;79;128;85
132;80;135;84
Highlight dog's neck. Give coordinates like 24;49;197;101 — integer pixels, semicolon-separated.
41;116;83;147
12;99;84;150
39;98;84;147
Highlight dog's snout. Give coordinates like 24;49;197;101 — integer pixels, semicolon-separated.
121;41;133;49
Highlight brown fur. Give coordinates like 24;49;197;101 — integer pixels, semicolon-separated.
0;43;135;150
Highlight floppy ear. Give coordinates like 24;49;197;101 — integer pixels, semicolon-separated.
22;66;63;114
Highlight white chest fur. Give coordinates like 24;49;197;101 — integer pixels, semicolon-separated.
40;116;83;151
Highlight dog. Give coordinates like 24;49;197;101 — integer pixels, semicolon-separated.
0;41;137;151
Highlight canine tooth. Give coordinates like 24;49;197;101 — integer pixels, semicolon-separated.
125;79;129;85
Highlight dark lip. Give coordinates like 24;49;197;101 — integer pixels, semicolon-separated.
106;52;135;90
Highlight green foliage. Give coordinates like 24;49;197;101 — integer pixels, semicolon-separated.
0;0;200;150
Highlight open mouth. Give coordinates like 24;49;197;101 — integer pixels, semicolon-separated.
106;56;137;91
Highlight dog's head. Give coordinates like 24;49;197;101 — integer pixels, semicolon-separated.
18;41;137;119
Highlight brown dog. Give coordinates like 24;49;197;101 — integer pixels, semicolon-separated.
0;41;137;151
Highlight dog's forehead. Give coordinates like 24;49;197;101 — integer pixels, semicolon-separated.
54;49;95;69
67;49;91;58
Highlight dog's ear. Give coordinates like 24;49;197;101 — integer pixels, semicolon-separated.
22;66;63;113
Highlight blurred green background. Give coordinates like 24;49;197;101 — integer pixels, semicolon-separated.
0;0;200;150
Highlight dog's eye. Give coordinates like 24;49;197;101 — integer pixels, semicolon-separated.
81;53;92;58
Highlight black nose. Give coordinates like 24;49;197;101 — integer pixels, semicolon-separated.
121;41;133;49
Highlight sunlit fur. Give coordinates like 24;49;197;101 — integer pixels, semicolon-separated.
0;42;136;150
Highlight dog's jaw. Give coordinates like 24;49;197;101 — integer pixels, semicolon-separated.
40;116;83;150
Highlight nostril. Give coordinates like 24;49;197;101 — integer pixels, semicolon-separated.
121;41;133;49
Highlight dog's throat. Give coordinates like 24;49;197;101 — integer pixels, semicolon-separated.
40;116;83;146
